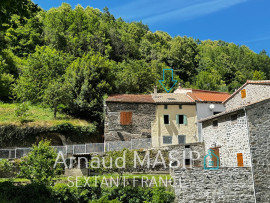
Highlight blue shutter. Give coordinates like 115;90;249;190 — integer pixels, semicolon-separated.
184;115;187;125
176;115;179;124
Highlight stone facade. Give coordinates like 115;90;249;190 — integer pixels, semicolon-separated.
104;102;156;142
225;83;270;110
247;100;270;202
196;102;226;142
202;111;251;167
200;98;270;202
168;143;205;169
173;167;255;203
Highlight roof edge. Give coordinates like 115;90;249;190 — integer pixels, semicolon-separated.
200;97;270;122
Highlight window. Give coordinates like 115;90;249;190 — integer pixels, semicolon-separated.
241;89;246;98
185;144;190;148
179;105;182;109
176;115;187;125
163;136;172;144
212;120;218;127
164;105;168;109
231;114;237;121
164;115;169;124
120;112;132;125
213;112;221;115
185;159;191;166
178;135;186;144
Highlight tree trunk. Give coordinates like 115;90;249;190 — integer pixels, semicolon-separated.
54;104;57;119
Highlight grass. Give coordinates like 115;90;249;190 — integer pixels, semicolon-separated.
0;102;91;127
0;174;172;186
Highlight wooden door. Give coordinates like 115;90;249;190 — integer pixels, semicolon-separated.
210;147;220;167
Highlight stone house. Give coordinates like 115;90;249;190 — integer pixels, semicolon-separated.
104;94;156;142
223;80;270;110
199;80;270;202
104;86;230;148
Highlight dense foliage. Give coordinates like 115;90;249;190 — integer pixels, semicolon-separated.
18;140;60;185
0;181;174;203
1;1;270;123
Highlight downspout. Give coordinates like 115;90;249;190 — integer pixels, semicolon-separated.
243;107;257;203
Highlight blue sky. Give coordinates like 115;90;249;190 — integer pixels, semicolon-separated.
33;0;270;54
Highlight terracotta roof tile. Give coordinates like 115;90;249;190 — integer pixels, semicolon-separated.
106;94;155;103
187;90;230;102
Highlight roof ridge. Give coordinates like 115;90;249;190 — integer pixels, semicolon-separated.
191;89;230;94
223;80;270;104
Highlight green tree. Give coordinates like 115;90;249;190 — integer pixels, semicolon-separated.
194;70;226;91
18;140;60;185
167;36;198;82
64;52;113;121
252;70;266;80
14;46;72;103
44;79;71;119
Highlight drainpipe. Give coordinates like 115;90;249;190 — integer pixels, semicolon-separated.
243;107;257;203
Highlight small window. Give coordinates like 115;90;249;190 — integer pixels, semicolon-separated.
241;89;246;98
120;112;132;125
163;136;172;144
179;105;182;109
178;135;186;144
185;159;191;166
213;112;221;115
185;145;190;148
176;115;187;125
213;120;218;127
231;114;237;121
164;115;169;124
164;105;168;109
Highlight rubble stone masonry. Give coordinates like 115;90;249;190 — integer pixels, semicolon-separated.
104;102;156;142
202;111;251;167
247;99;270;202
225;84;270;110
173;167;255;203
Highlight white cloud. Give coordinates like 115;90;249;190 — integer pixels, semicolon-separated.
111;0;248;24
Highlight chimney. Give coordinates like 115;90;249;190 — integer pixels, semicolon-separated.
154;86;157;98
178;83;182;89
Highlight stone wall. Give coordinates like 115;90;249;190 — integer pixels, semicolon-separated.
168;143;205;169
225;84;270;110
196;103;226;142
202;110;251;167
173;167;255;203
247;99;270;202
104;102;156;142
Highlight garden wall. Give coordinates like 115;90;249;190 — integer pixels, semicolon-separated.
173;167;255;203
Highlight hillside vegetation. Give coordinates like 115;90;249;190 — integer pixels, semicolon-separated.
1;0;270;125
0;102;91;127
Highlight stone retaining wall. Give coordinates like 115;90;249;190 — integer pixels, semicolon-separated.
173;167;255;203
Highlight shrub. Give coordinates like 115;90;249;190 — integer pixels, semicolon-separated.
0;159;13;177
15;102;31;123
18;140;61;185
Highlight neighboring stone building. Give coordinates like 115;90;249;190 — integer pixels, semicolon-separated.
199;80;270;202
223;80;270;110
104;94;156;142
